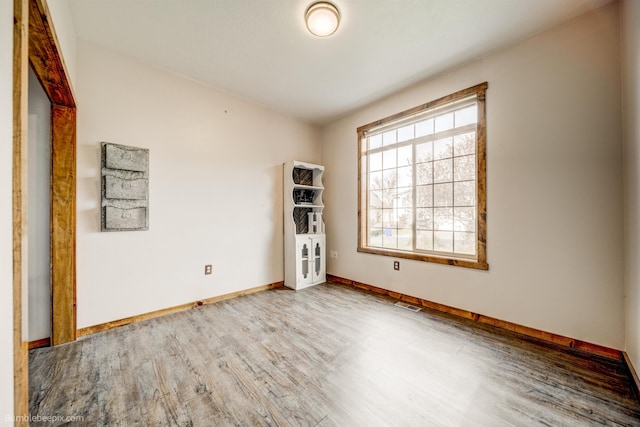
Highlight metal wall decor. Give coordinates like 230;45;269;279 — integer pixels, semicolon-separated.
101;142;149;231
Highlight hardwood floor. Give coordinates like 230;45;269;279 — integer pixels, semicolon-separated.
29;283;640;426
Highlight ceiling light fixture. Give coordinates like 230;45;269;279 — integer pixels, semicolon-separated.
305;2;340;37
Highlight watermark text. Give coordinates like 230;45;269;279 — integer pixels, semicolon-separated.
5;414;85;423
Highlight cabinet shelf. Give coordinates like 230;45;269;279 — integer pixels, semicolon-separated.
293;184;323;191
293;204;324;208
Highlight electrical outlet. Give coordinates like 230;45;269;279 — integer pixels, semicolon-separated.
204;264;212;275
393;261;400;271
330;250;338;259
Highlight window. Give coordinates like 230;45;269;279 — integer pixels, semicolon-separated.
358;83;488;270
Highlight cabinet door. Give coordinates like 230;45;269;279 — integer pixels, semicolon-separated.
310;235;326;284
296;238;313;287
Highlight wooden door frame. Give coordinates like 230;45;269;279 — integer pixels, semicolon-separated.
29;0;77;344
13;0;76;418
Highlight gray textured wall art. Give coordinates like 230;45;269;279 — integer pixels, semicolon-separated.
101;142;149;231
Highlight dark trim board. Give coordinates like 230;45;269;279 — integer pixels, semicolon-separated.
326;274;622;361
28;337;50;350
78;281;285;337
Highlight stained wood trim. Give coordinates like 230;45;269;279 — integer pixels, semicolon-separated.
623;352;640;402
357;82;489;133
13;0;29;422
357;82;489;270
356;246;489;270
28;0;77;346
28;0;75;107
78;282;285;337
327;274;623;361
50;105;76;344
476;86;488;264
28;337;50;350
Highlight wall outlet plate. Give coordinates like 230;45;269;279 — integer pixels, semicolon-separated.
393;261;400;271
205;264;212;275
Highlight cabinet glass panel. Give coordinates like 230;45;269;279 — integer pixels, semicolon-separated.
314;242;321;275
301;243;309;278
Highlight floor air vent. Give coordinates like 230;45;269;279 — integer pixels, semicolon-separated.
394;301;421;312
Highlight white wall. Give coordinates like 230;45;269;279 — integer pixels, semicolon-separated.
623;0;640;371
28;68;51;341
322;3;624;349
76;39;321;329
0;1;14;423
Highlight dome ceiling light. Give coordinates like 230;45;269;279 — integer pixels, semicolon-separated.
305;2;340;37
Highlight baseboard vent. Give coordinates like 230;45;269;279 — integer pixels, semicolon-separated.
394;301;421;312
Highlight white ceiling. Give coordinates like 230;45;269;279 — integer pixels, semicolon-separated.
67;0;612;125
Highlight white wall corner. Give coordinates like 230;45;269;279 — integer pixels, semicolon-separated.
622;0;640;375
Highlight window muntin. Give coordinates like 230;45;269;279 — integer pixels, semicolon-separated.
358;83;488;270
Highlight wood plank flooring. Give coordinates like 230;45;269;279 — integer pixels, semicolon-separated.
29;283;640;426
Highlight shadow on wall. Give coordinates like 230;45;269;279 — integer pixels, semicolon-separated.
77;144;102;233
268;163;285;280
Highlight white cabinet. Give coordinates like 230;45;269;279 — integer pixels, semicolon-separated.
284;161;326;290
295;235;326;288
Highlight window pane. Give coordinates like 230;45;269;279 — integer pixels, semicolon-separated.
434;231;453;252
435;112;454;133
416;208;433;229
454;155;476;181
398;187;413;208
434;207;453;231
398;228;413;250
454;132;475;156
382;188;397;208
416;141;432;162
383;169;397;189
454;207;475;232
369;228;383;247
369;208;382;227
369;190;382;208
433;159;453;183
382;209;397;228
397;145;413;166
369;152;382;171
454;231;476;255
434;183;453;207
454;181;475;206
417;230;433;250
382;227;397;248
383;148;397;169
398;166;412;188
398;209;412;228
455;105;477;128
416;118;434;137
398;125;414;142
369;171;383;190
369;134;382;150
416;162;432;185
416;185;433;207
383;130;397;146
434;137;453;160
